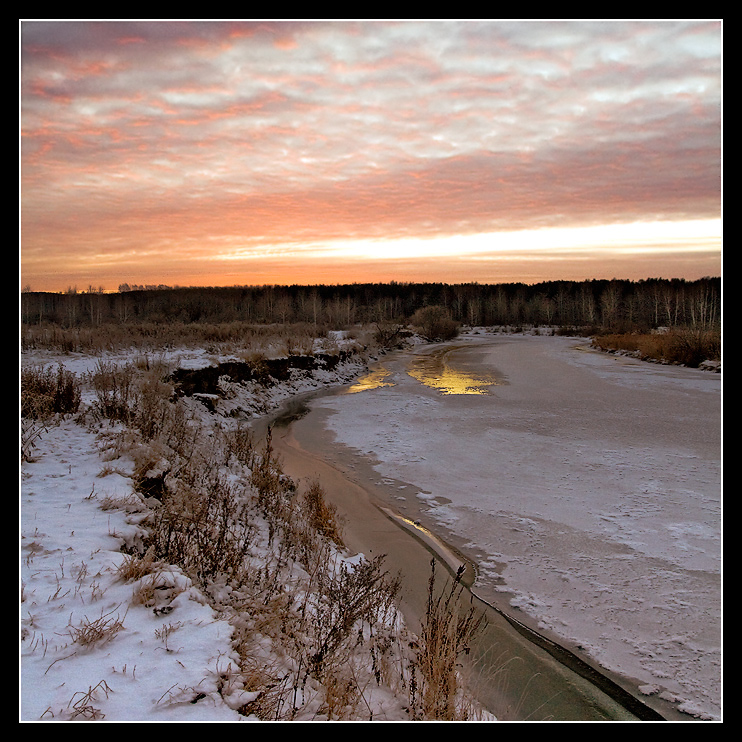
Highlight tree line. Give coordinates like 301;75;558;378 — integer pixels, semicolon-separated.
20;277;720;332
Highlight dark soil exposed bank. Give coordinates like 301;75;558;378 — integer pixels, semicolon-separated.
169;350;357;396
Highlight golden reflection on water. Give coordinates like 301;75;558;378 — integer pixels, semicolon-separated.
408;346;500;395
345;345;501;395
346;367;396;393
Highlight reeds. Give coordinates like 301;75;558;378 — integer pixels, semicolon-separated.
409;560;487;720
592;327;721;368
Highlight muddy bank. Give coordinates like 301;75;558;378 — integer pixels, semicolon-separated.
262;397;675;722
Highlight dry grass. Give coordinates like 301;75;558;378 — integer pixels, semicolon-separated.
67;607;126;649
409;560;487;720
98;492;148;514
21;320;339;356
115;546;162;583
592;327;721;368
66;680;113;720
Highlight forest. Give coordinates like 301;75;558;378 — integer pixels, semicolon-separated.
21;277;720;333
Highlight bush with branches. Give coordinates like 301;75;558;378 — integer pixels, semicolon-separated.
409;305;460;342
21;363;82;461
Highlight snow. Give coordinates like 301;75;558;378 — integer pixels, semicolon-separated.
20;420;245;721
20;340;411;723
20;329;722;721
304;331;722;721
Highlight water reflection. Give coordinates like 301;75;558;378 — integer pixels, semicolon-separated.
346;345;502;395
346;367;396;393
408;345;501;395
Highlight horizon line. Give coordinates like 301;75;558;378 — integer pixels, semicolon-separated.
22;274;722;295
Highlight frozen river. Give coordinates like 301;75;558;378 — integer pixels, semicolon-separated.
293;332;722;720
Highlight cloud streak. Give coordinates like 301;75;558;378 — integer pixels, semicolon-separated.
21;20;721;290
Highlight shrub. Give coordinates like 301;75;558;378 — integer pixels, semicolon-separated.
89;358;188;443
21;365;82;460
90;360;135;424
306;555;401;677
147;457;255;584
131;364;177;441
409;306;460;342
373;322;410;349
592;328;721;367
667;328;721;367
21;364;81;419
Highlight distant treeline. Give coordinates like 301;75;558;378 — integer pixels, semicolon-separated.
20;278;720;332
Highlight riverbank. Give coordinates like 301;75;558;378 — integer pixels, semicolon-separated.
21;340;420;722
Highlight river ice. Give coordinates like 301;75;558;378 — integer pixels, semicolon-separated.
309;332;722;720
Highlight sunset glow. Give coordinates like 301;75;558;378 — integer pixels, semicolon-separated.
20;20;722;292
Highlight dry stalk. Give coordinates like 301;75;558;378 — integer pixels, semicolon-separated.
155;621;184;652
412;559;487;720
66;679;113;720
67;606;127;648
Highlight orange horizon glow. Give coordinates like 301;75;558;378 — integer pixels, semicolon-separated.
21;217;722;293
21;21;722;293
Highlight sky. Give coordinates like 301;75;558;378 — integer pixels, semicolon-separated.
20;20;722;292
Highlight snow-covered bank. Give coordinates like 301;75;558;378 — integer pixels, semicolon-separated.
21;420;246;721
23;332;503;723
303;332;722;720
20;338;418;722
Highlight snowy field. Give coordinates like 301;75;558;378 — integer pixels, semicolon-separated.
302;332;722;720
